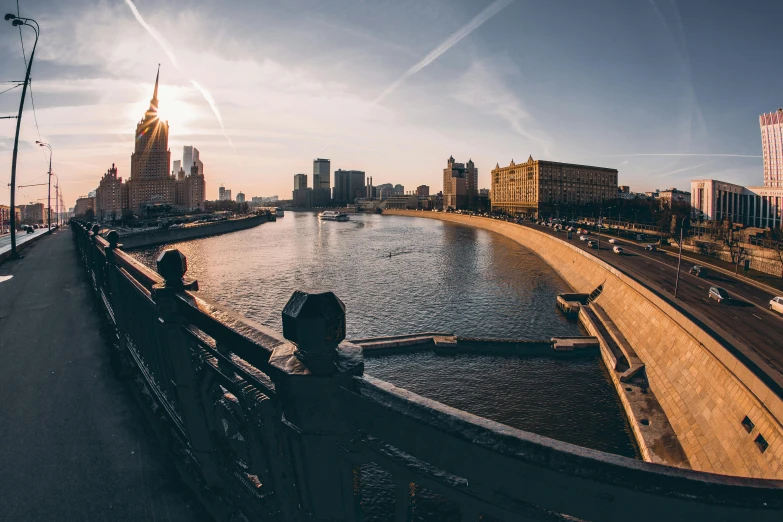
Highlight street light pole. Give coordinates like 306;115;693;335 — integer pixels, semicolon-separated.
5;14;39;258
674;216;687;298
37;141;52;232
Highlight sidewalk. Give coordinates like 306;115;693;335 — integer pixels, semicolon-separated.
0;231;208;521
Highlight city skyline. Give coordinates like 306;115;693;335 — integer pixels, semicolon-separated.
1;0;782;208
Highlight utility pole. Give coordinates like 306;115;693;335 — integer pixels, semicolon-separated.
5;14;39;258
37;141;52;232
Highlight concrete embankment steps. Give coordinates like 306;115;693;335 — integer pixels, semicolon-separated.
591;303;646;382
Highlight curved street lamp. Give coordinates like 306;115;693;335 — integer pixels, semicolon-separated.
5;14;39;257
36;141;53;232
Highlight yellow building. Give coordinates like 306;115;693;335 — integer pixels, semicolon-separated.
491;155;618;216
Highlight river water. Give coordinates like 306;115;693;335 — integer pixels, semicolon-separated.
132;211;637;459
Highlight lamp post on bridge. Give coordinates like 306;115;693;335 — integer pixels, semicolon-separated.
36;141;52;232
5;13;39;259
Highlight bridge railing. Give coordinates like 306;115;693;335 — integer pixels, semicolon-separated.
70;220;783;521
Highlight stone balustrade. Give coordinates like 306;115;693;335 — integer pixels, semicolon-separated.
70;220;783;521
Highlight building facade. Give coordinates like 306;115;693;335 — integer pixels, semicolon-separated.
416;185;430;197
333;169;365;204
294;174;308;191
761;108;783;188
443;156;477;210
95;163;128;220
75;197;95;217
691;179;783;229
491;155;618;216
293;173;312;207
236;192;246;203
658;188;691;207
126;68;175;212
313;158;331;192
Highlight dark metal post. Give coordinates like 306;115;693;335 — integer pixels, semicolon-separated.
674;217;685;298
270;290;364;519
6;16;39;259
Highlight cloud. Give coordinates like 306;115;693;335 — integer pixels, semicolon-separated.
592;153;761;158
374;0;514;104
452;60;550;149
659;162;709;177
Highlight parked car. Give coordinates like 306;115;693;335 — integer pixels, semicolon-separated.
689;265;706;277
613;246;624;254
709;286;730;303
608;238;618;244
579;235;588;241
644;244;657;251
770;296;783;314
25;225;33;234
587;240;597;249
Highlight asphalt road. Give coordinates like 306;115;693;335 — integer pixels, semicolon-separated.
0;227;49;255
519;220;783;389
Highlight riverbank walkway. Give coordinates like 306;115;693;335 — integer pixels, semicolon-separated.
0;231;207;521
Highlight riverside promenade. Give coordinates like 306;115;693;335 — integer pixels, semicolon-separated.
0;231;206;521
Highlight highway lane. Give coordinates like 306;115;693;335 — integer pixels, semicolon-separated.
513;220;783;388
0;227;50;256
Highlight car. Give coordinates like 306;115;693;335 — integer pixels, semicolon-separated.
688;265;706;277
709;286;730;303
608;238;617;244
25;225;34;234
613;246;624;254
579;235;588;241
770;297;783;314
644;244;657;251
587;240;597;249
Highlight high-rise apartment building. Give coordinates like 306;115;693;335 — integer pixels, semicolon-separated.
126;68;174;211
236;192;246;203
416;185;430;197
443;157;477;210
333;169;366;204
491;155;618;216
761;108;783;188
96;163;128;220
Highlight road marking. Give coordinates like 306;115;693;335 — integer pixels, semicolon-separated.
0;275;12;284
753;314;763;320
697;285;705;289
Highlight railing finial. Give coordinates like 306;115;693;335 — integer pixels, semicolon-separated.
282;290;346;363
156;248;198;290
106;230;120;249
90;223;100;235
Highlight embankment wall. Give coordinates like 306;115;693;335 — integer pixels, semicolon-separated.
385;210;783;478
120;214;269;250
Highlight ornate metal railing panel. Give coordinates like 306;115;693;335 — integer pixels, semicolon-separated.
70;221;783;522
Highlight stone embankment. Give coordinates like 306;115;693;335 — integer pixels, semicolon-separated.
118;213;271;249
386;210;783;479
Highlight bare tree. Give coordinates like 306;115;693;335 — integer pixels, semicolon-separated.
764;227;783;278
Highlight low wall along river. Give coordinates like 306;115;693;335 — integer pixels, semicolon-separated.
386;210;783;479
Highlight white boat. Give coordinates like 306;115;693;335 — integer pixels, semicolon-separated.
318;211;349;222
275;207;284;217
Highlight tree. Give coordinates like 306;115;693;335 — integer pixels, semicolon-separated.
83;208;95;222
764;228;783;278
715;219;748;274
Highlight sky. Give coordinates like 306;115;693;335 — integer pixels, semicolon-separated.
0;0;781;209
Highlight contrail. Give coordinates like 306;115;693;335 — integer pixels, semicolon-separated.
374;0;514;104
124;0;234;151
659;162;709;177
594;153;761;159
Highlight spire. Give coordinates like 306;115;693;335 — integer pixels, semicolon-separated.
149;64;160;112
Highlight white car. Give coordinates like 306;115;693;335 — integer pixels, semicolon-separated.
608;238;618;244
613;246;624;255
770;296;783;314
579;235;588;241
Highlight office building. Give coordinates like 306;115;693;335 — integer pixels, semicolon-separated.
658;188;691;207
126;68;175;212
761;108;783;188
443;156;478;210
333;169;366;204
293;173;313;207
313;158;331;192
394;184;404;195
416;185;430;197
491;155;618;216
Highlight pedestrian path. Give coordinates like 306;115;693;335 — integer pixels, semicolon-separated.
0;231;207;521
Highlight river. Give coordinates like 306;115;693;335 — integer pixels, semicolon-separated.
132;211;637;462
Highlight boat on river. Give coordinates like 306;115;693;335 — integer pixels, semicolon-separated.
275;207;284;217
318;211;350;221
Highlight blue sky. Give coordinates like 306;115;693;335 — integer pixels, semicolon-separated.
0;0;781;208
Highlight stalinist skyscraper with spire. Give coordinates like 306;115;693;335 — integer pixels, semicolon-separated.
126;66;175;211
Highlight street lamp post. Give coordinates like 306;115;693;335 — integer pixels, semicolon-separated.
5;13;39;259
37;141;52;232
674;216;688;298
